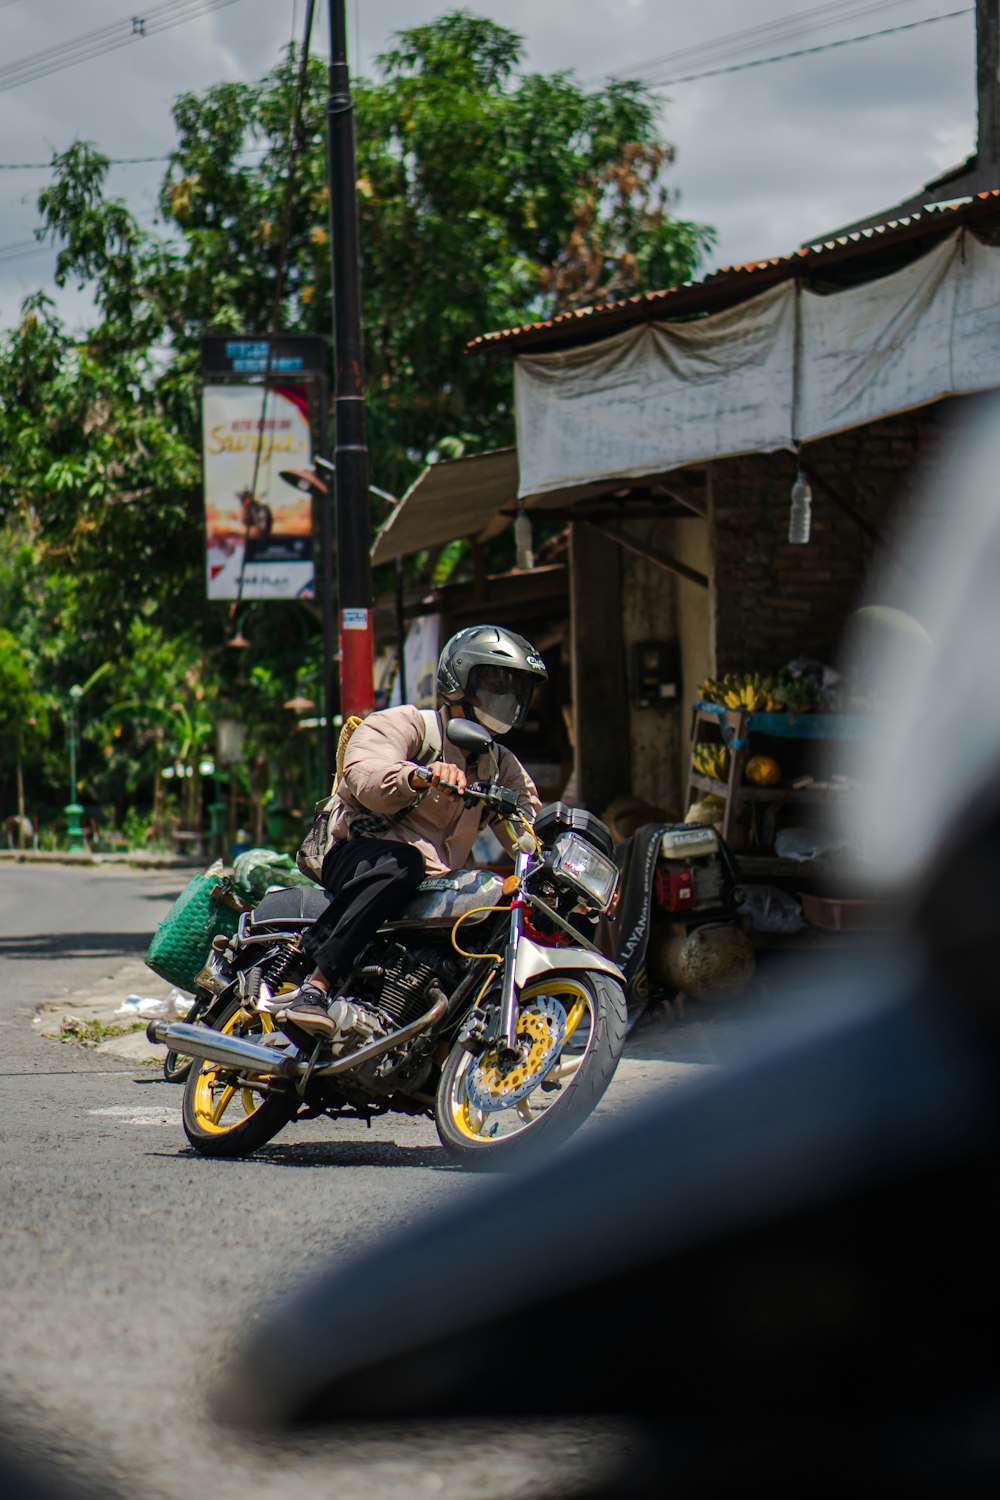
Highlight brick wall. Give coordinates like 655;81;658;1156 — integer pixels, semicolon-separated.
709;398;962;674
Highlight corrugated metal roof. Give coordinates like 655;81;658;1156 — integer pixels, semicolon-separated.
469;191;1000;356
371;447;519;564
370;447;698;564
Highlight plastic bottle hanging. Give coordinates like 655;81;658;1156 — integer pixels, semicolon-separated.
514;506;534;569
788;469;812;545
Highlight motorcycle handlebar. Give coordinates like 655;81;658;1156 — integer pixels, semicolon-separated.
412;766;525;820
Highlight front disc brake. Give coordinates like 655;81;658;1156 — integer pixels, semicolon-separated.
466;996;568;1111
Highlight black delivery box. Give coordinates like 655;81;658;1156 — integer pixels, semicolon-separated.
534;802;615;860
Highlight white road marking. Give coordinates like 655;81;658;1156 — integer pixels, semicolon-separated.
89;1106;180;1126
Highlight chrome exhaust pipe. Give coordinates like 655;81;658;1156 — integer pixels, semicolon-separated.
147;984;449;1082
313;988;448;1076
146;1019;300;1079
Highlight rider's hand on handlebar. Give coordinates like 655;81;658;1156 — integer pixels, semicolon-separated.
410;760;467;795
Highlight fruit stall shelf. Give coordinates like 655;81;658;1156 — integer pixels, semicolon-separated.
686;703;868;873
690;701;868;748
687;772;858;803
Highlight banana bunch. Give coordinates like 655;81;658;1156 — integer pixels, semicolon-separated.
698;672;785;713
691;742;730;781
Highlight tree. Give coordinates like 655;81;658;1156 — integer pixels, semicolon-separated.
0;293;206;652
31;10;712;503
0;628;49;843
0;10;714;824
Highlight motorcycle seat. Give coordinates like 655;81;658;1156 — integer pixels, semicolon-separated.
247;884;331;931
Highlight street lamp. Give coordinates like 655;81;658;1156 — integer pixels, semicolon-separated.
283;694;320;805
65;684;85;852
196;757;224;860
62;662;112;851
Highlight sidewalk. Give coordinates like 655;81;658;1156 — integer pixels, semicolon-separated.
33;956;187;1066
1;848;206;870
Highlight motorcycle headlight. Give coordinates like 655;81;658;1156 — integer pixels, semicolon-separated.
549;832;619;911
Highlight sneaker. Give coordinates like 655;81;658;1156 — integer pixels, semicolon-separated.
278;985;336;1040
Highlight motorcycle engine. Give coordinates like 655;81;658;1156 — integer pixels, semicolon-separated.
355;941;459;1029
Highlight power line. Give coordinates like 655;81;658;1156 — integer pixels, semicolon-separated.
0;0;249;94
0;0;241;86
643;8;971;88
0;239;42;264
0;209;165;267
0;142;267;258
0;154;171;171
605;0;930;82
0;147;269;171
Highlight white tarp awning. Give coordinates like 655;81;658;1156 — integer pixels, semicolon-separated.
514;229;1000;497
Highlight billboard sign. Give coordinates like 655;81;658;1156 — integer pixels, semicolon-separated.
388;614;441;709
200;334;327;379
202;382;315;601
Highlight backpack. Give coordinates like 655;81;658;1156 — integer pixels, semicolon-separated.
295;708;442;883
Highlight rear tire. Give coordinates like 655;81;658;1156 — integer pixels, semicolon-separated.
162;991;221;1084
163;1049;192;1084
181;999;298;1159
435;971;627;1170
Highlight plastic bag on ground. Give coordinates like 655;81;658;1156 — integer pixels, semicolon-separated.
116;994;174;1019
773;826;851;862
738;883;804;934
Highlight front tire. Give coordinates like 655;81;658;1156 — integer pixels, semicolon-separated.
181;999;298;1158
435;971;627;1170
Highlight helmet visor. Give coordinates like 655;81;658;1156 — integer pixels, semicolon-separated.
466;665;535;734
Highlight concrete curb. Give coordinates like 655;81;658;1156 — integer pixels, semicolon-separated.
0;850;208;870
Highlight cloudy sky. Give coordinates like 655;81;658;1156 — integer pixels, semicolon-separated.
0;0;979;331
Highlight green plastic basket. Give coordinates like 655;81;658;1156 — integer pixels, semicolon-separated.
145;869;244;993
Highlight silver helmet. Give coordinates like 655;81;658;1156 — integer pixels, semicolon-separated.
437;625;547;734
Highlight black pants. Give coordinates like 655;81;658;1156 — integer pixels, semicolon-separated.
301;837;426;986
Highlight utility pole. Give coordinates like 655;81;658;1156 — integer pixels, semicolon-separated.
326;0;375;719
311;391;338;782
977;0;1000;182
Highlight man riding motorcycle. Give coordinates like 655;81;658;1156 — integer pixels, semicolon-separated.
281;625;546;1039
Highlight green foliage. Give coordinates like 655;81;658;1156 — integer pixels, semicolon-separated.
0;294;206;652
0;627;49;768
54;1016;146;1047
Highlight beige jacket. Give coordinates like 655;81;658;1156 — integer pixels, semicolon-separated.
326;704;541;877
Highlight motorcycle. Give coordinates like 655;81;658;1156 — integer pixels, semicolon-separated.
147;718;628;1169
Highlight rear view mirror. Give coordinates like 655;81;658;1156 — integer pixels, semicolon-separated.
445;718;493;757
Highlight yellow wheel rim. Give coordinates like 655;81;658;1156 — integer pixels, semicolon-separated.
190;1009;277;1136
449;979;595;1144
472;1009;557;1099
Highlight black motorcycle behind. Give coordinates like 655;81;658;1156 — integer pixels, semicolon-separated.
601;818;754;1027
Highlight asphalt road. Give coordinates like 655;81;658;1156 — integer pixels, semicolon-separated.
1;863;719;1500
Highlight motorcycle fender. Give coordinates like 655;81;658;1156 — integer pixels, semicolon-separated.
513;935;624;990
